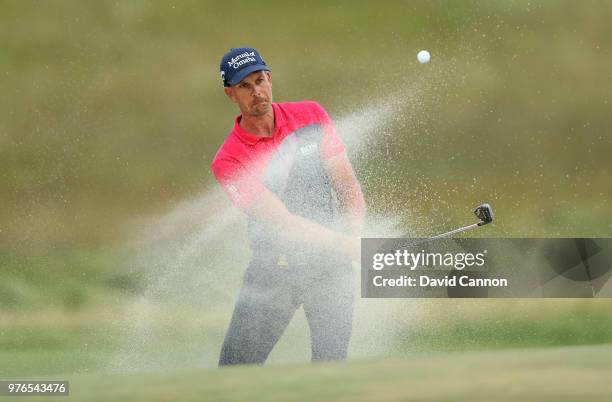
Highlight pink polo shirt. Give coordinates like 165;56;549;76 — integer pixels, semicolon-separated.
211;101;344;209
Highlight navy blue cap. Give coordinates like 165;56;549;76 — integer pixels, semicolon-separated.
220;47;270;87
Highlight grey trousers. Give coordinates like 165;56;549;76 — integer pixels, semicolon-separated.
218;255;354;366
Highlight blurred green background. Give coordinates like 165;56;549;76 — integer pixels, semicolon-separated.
1;0;612;387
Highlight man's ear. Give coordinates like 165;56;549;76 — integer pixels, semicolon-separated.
224;87;236;103
266;71;272;84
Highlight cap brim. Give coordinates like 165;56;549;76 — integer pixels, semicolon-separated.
228;64;270;86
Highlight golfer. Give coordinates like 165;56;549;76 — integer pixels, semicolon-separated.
212;47;365;365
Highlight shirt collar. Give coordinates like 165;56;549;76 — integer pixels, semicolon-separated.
232;103;284;146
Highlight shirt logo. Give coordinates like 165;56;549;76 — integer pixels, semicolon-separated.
300;143;318;156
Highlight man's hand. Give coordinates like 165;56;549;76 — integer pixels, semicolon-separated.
246;190;360;262
242;151;364;264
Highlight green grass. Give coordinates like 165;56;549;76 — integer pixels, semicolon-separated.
3;343;612;402
0;247;137;310
2;300;611;379
397;300;612;351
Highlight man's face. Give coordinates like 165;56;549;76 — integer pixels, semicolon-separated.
224;71;273;117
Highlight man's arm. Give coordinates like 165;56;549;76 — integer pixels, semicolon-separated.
245;189;360;261
324;151;366;237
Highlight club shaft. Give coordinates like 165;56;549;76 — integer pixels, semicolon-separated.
409;222;481;247
428;222;480;240
400;223;482;249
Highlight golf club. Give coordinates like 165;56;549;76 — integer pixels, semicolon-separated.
373;203;495;258
426;203;494;241
398;203;494;249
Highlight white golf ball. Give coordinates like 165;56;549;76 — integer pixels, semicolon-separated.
417;50;431;64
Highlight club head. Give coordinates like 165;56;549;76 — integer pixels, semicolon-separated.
474;203;494;225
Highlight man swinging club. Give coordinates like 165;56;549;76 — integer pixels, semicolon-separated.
211;47;365;365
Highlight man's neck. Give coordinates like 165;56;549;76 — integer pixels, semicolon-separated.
239;108;275;137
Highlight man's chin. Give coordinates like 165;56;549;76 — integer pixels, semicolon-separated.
251;103;271;116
